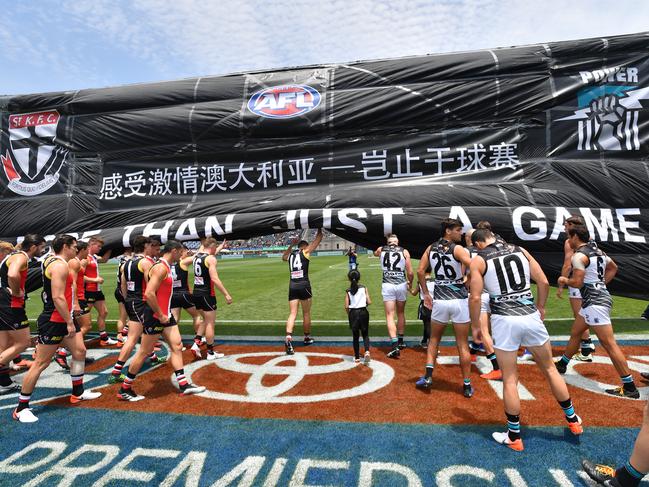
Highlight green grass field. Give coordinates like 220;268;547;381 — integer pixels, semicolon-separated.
26;254;649;337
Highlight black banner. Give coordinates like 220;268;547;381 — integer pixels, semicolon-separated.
1;32;649;298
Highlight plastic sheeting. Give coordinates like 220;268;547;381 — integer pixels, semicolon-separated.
1;32;649;297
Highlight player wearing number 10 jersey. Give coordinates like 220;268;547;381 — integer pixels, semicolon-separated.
556;225;640;399
374;234;413;358
470;229;583;451
282;229;323;355
416;218;473;397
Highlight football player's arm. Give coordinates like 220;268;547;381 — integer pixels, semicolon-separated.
141;259;153;283
557;240;573;298
306;229;323;254
523;248;549;318
469;257;486;332
215;240;227;255
455;245;472;277
373;246;382;257
282;242;295;262
559;254;586;289
69;259;81;311
208;256;232;304
120;266;127;297
604;255;618;284
404;249;414;287
84;269;103;284
417;246;432;309
96;249;112;263
179;256;193;270
7;253;27;297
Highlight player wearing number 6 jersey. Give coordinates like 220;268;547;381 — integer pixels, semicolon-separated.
470;229;583;451
191;238;232;360
556;225;640;399
416;219;473;397
282;229;323;355
374;234;413;358
170;245;202;347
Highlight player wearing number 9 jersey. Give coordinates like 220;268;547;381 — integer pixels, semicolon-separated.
556;225;640;399
416;218;474;397
469;228;583;451
374;234;413;358
282;229;323;355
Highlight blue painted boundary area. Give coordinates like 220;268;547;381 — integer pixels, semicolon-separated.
0;407;645;486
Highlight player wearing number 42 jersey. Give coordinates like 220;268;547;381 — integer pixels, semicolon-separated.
283;229;323;355
416;219;474;398
556;225;640;399
469;229;583;451
374;234;414;358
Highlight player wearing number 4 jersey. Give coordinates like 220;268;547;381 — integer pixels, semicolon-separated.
470;229;583;451
556;225;640;399
283;229;323;355
374;234;414;358
416;219;474;397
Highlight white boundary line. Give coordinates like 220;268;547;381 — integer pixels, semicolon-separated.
94;317;643;324
190;333;649;343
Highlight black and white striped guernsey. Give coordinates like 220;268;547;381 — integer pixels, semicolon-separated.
429;239;467;300
575;242;613;309
170;262;189;293
478;243;536;316
380;245;406;284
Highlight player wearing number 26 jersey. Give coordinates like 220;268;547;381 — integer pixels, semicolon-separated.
282;229;323;355
470;228;583;451
556;225;640;399
416;219;473;397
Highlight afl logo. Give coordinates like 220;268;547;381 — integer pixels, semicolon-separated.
1;110;68;196
247;84;321;119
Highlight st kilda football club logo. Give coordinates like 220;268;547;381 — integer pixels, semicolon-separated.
1;110;68;196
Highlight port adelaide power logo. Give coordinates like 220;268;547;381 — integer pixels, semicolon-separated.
1;110;68;196
247;84;321;119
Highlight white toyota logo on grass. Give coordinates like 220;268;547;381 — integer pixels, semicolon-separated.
178;352;394;403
